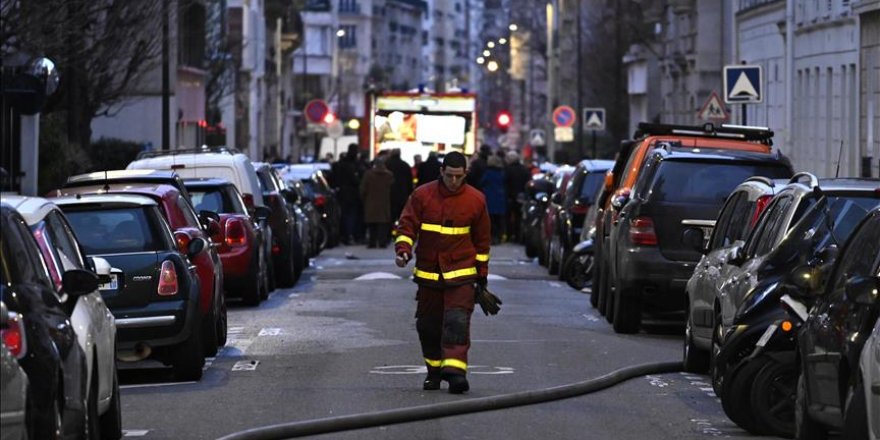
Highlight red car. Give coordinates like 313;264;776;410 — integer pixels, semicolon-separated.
183;178;270;306
55;183;228;356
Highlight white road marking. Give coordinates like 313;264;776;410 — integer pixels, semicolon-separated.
232;360;260;371
645;375;669;388
369;365;515;375
690;418;723;436
549;282;563;288
227;326;245;335
120;382;196;389
354;272;402;280
288;293;300;298
486;274;508;280
582;313;600;322
258;328;282;336
123;430;150;436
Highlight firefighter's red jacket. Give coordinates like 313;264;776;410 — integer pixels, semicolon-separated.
394;180;491;287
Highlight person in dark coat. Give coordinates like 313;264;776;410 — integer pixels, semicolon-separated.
360;156;394;247
504;151;532;243
480;155;507;244
417;152;441;186
386;148;414;221
466;145;491;189
332;143;362;245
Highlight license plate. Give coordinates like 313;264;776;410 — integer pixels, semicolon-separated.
755;324;778;348
99;274;118;291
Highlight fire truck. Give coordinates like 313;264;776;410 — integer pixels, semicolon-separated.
362;90;479;163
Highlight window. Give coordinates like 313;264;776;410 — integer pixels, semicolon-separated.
339;25;356;49
64;207;165;254
1;215;53;287
709;192;746;250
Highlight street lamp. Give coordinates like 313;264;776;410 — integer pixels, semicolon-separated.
477;57;485;64
482;49;491;57
487;41;496;48
498;38;507;45
486;60;499;72
336;29;346;37
509;24;518;32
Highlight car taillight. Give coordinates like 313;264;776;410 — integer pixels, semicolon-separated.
1;312;26;359
242;194;255;210
750;195;773;227
629;216;658;246
571;203;589;215
267;193;280;206
225;219;247;247
157;260;179;296
272;236;281;255
174;231;192;254
314;195;326;208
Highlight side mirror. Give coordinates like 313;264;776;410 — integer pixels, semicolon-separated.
253;206;272;222
199;210;221;225
62;269;100;297
204;218;222;237
551;192;563;205
0;301;7;329
187;237;208;258
814;244;839;265
611;193;630;211
682;228;705;253
845;276;879;306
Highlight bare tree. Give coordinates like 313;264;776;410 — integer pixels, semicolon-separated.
2;0;164;149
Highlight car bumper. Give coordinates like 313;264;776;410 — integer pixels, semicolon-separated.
616;245;697;313
113;297;198;351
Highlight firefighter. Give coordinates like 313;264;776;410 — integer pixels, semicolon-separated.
394;151;491;394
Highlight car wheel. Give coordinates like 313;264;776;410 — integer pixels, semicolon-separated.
276;241;297;288
99;365;122;440
173;316;205;381
842;371;869;440
749;352;797;437
721;357;766;435
201;305;219;357
710;312;724;395
242;257;263;306
683;306;710;373
611;284;641;334
563;253;591;291
795;374;828;440
292;231;305;282
548;237;560;275
524;233;538;258
591;253;603;309
316;225;328;252
556;246;569;281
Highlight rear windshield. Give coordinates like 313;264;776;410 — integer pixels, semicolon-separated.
647;161;791;204
64;207;168;254
189;187;247;214
577;173;606;204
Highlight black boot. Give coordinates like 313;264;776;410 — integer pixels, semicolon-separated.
442;373;469;394
423;372;441;390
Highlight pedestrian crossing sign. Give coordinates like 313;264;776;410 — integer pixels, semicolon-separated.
697;91;729;122
724;65;763;104
582;108;605;131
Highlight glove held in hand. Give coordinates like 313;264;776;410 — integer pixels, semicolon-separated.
474;283;502;316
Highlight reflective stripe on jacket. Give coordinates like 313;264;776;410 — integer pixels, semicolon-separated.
394;180;491;286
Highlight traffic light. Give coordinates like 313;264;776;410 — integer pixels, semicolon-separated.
496;111;511;133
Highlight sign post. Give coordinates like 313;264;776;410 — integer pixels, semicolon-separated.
723;64;762;125
551;105;576;161
582;108;605;159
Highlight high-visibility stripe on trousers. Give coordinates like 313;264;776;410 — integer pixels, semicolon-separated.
415;283;475;376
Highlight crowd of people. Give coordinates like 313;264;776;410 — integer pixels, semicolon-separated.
324;143;539;247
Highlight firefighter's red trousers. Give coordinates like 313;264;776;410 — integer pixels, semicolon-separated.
415;283;475;376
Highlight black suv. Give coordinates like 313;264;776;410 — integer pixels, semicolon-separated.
605;145;793;333
254;162;305;288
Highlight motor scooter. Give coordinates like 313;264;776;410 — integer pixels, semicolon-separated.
562;238;593;291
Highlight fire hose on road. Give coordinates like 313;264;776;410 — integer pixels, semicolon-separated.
217;361;684;440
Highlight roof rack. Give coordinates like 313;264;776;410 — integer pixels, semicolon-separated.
744;176;775;187
136;145;241;160
634;122;774;145
788;172;819;188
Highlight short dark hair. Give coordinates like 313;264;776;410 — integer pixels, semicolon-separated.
442;151;467;169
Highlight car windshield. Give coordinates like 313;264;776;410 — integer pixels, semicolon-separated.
648;161;792;204
63;207;164;254
578;173;606;204
189;187;247;214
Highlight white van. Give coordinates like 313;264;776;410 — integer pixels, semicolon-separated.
127;150;266;208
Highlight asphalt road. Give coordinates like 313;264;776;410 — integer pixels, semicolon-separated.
117;243;784;439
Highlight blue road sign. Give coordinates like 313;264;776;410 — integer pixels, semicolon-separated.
724;65;762;104
583;108;605;131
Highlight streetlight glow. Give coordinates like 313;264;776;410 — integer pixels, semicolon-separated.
336;29;346;37
487;60;499;72
509;24;518;31
482;49;491;57
477;57;485;64
499;38;507;45
487;41;495;48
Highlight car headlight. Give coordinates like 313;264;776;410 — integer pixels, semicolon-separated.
734;281;781;322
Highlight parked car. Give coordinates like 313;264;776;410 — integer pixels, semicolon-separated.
0;301;29;440
184;178;271;306
796;206;880;440
593;123;776;320
520;174;555;259
541;165;575;274
280;165;341;248
127;147;275;296
284;179;322;257
550;159;614;279
604;143;793;334
55;194;208;380
57;183;227;356
253;162;306;287
861;318;880;440
0;203;93;438
4;195;123;439
712;176;880;388
61;169;194;201
683;176;788;373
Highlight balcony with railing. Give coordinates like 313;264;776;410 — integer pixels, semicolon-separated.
338;0;361;15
